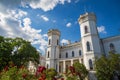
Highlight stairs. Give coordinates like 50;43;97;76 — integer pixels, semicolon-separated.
88;71;97;80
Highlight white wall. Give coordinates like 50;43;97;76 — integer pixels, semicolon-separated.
60;42;82;59
102;36;120;55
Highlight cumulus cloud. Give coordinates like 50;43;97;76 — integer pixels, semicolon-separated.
0;0;72;12
61;39;69;44
41;15;49;22
0;8;47;54
29;0;71;11
66;22;72;27
97;26;107;34
0;0;72;53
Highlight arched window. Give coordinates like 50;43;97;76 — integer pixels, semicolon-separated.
85;26;88;34
72;51;74;57
79;50;81;56
59;54;61;58
47;64;49;69
86;41;91;51
47;51;49;58
66;52;68;58
109;43;115;53
57;39;59;45
48;39;51;45
89;59;93;70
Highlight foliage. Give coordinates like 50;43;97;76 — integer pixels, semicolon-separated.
0;65;59;80
36;66;57;80
95;53;120;80
0;63;30;80
66;61;88;80
0;36;40;71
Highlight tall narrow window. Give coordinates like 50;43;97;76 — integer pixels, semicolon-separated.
86;41;91;51
85;26;88;34
110;43;115;53
47;64;49;69
66;52;68;58
89;59;93;70
48;39;51;45
47;51;49;58
59;65;61;72
59;54;61;58
79;50;81;56
72;51;74;57
57;39;59;45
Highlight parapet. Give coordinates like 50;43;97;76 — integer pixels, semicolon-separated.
78;12;96;24
47;29;60;36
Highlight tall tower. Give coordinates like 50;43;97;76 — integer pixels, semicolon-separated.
46;29;60;71
78;13;101;70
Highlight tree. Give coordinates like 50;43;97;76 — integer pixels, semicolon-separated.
0;36;40;71
0;37;14;71
11;38;40;67
73;61;88;80
95;53;120;80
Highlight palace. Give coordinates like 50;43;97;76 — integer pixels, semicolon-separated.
45;12;120;72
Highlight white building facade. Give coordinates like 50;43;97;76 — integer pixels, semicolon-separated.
46;12;120;72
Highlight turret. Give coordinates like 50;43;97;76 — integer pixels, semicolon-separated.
46;29;60;71
78;13;101;70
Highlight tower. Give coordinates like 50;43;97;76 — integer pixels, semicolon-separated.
46;29;60;71
78;13;101;70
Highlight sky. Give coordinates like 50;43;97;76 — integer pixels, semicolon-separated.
0;0;120;54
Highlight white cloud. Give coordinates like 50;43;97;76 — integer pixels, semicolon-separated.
41;15;49;22
97;26;107;34
61;39;69;44
29;0;71;11
0;9;47;54
66;22;72;27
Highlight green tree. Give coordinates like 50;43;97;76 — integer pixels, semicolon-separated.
73;61;88;80
95;53;120;80
0;36;40;70
0;36;13;71
11;38;40;67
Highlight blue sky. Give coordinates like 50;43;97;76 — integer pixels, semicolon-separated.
0;0;120;54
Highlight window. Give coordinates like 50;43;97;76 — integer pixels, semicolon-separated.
85;26;88;34
86;41;91;51
57;39;59;45
59;65;61;72
47;64;49;69
109;43;115;53
48;39;51;45
89;59;93;70
56;64;57;71
79;50;81;56
59;54;61;58
66;52;68;58
47;51;49;58
72;51;74;57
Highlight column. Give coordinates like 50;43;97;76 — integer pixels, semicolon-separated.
71;59;73;66
63;60;66;73
79;58;81;63
57;62;59;72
